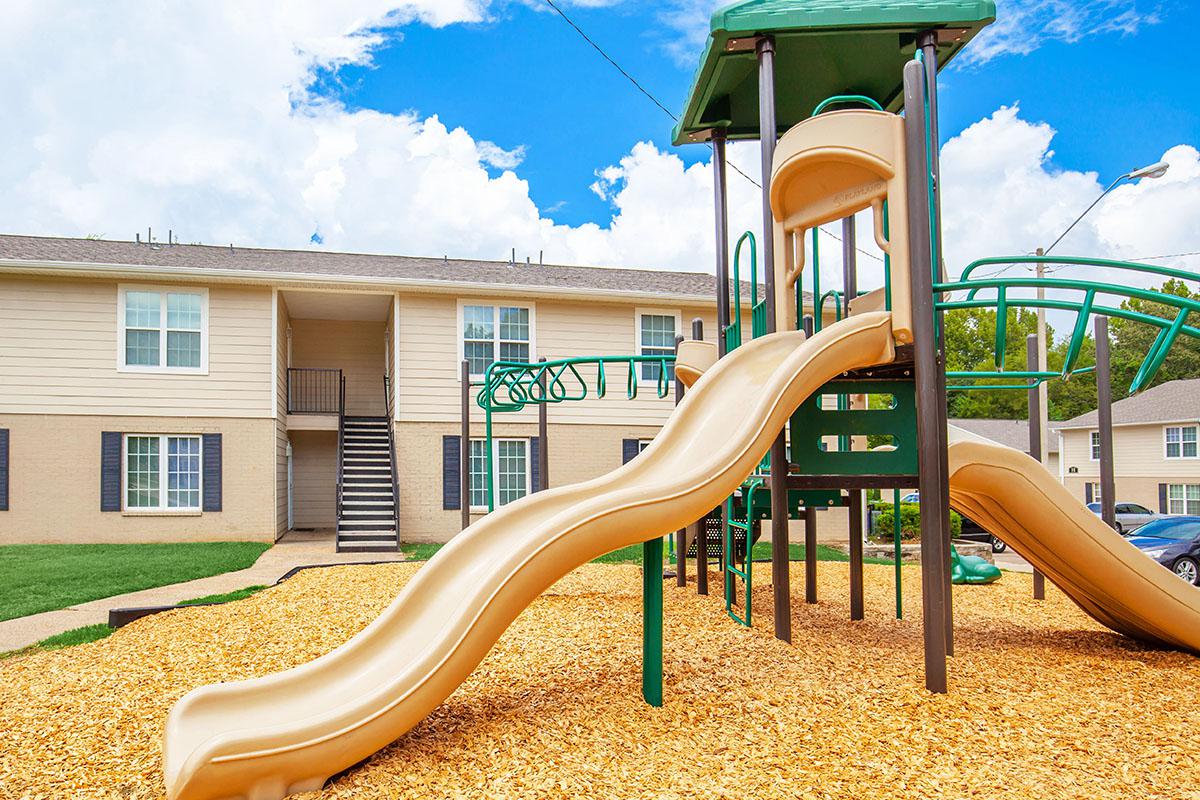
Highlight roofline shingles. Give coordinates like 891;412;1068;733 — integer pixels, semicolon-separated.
0;233;793;303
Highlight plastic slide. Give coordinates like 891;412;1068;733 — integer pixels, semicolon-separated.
163;311;898;800
948;425;1200;652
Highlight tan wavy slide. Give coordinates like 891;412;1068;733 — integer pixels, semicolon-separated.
163;311;898;800
948;426;1200;652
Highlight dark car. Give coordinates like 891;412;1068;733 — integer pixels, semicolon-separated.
1126;517;1200;586
957;514;1007;554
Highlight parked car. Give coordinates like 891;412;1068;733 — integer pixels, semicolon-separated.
958;514;1007;554
900;491;920;504
1085;501;1164;534
1126;517;1200;585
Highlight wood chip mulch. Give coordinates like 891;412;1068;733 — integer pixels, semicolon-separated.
1;560;1198;800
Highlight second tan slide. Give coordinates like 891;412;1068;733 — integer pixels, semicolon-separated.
948;425;1200;652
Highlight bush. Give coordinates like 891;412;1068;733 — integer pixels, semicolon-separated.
874;503;961;541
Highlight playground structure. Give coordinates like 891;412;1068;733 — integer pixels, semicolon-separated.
161;3;1200;799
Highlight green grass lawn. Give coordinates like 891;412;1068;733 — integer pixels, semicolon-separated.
179;585;268;606
0;542;271;621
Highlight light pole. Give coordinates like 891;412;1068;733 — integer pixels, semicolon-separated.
1034;160;1170;465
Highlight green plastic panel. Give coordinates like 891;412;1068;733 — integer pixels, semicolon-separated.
789;379;918;475
673;0;995;144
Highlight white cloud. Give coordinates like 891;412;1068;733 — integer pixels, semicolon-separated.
963;0;1162;64
0;0;1194;309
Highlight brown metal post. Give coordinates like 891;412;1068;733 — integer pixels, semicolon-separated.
804;505;818;603
1026;335;1046;600
848;490;864;619
692;319;709;596
904;60;949;693
674;334;687;587
1096;316;1117;530
842;216;865;620
460;359;471;531
538;357;549;492
757;33;791;644
712;131;731;358
801;313;818;604
919;29;954;658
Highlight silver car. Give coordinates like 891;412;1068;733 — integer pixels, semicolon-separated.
1087;502;1164;534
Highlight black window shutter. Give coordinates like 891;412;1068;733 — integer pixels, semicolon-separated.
1159;483;1168;514
101;431;122;511
622;438;640;464
1085;483;1093;504
530;437;542;492
0;428;9;511
443;435;461;510
202;434;223;512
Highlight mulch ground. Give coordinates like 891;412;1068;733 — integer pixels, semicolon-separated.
1;560;1197;800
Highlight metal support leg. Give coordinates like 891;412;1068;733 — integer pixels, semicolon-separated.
904;60;949;693
697;518;709;596
1026;334;1047;600
642;537;663;707
848;489;864;620
804;506;818;604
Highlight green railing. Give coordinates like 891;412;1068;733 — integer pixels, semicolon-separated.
724;477;762;627
725;230;766;352
475;354;676;511
935;255;1200;394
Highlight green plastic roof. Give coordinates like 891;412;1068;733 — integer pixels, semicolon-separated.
672;0;996;145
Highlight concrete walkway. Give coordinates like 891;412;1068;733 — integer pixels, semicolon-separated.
0;532;411;653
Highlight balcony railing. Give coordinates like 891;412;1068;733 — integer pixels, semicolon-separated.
287;368;344;414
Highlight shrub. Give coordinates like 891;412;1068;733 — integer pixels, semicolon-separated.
874;503;961;541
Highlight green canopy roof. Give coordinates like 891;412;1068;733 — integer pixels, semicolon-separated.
671;0;995;145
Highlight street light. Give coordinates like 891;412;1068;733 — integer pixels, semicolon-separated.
1031;159;1170;476
1043;160;1170;255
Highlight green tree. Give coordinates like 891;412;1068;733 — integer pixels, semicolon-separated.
1108;278;1200;395
942;306;1044;419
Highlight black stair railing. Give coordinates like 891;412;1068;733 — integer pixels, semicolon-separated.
384;374;401;544
336;375;346;526
287;368;344;414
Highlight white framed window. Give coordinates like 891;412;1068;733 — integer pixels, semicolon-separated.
118;286;208;373
468;438;530;511
458;301;535;379
1090;431;1101;461
1087;482;1102;507
1164;425;1198;459
124;434;202;511
635;308;680;385
1167;484;1200;515
638;439;653;454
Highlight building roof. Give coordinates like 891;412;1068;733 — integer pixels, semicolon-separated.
949;417;1061;455
0;234;780;305
672;0;995;144
1057;379;1200;430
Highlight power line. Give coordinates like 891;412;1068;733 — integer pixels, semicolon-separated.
542;0;885;263
1130;250;1200;262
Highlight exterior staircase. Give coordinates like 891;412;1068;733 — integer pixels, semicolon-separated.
337;416;400;552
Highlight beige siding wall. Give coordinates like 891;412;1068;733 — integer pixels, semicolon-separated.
274;292;290;537
395;294;724;426
1059;424;1200;510
0;275;273;417
289;318;387;417
289;430;337;529
0;414;274;543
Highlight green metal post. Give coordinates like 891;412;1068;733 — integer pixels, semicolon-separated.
642;536;664;707
893;488;903;619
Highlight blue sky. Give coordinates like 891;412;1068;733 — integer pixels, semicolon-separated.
320;1;1199;229
2;1;1196;278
